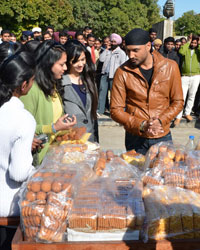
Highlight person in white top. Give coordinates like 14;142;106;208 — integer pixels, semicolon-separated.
0;51;36;217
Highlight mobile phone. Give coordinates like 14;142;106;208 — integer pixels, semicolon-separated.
35;134;48;144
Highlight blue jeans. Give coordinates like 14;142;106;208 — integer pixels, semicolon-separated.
97;74;113;114
125;132;172;155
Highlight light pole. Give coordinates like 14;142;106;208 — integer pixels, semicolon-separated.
180;26;185;36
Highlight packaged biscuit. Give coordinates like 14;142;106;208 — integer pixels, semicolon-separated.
145;141;186;170
38;192;72;242
67;175;145;233
19;166;76;242
142;142;200;194
143;185;200;240
19;147;145;242
143;186;169;240
68;182;100;232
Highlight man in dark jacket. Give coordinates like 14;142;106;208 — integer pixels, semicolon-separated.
110;28;184;154
159;36;180;67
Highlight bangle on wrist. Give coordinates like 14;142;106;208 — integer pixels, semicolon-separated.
51;123;57;133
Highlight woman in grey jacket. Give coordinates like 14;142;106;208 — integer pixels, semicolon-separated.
62;40;98;142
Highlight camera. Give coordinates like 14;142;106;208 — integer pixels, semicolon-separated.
35;134;48;144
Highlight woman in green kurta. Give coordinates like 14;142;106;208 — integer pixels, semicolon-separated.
21;40;76;165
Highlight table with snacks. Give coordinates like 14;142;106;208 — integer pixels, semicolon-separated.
11;128;200;249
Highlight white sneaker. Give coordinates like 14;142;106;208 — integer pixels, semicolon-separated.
97;113;103;118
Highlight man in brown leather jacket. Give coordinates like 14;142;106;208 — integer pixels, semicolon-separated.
110;28;184;154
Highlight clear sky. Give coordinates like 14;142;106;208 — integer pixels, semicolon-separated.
157;0;200;20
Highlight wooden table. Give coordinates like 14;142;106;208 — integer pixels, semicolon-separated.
0;217;20;226
12;226;200;250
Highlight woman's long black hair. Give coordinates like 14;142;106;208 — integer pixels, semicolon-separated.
0;41;22;64
34;40;66;97
64;40;98;119
0;51;35;107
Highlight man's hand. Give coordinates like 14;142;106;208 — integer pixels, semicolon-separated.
147;117;164;136
141;117;164;136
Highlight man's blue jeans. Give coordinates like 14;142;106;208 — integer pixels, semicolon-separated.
125;132;172;155
98;74;113;114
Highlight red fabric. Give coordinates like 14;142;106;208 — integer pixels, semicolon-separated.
91;46;96;64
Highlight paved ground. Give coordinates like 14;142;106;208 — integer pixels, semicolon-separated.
99;116;200;152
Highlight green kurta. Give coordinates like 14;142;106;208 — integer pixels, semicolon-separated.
20;82;63;165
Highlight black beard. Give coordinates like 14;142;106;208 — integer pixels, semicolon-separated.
111;44;118;50
189;45;197;50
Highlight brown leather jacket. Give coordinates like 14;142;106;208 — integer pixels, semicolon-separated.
110;51;184;138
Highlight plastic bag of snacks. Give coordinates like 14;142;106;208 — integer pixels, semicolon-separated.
41;143;99;193
41;144;88;166
92;150;140;179
144;141;186;170
42;143;99;168
102;157;140;182
67;169;145;235
37;192;72;242
19;167;76;242
121;149;146;170
142;185;200;241
52;127;91;145
142;142;200;194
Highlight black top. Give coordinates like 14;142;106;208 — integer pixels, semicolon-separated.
139;67;153;88
72;83;87;107
159;47;180;66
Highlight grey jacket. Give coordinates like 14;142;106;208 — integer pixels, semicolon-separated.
99;46;127;78
62;75;97;142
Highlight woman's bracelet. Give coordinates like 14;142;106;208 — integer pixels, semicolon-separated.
51;123;57;133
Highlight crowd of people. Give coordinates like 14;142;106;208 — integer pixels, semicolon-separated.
0;24;199;249
149;28;200;125
1;26;200;123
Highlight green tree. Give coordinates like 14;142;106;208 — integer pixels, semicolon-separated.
175;11;200;36
69;0;162;37
140;0;162;24
68;0;103;32
0;0;162;38
0;0;74;37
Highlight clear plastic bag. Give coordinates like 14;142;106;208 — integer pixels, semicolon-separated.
142;142;200;194
145;141;186;170
37;192;72;242
143;185;200;240
67;176;145;233
19;166;76;242
92;150;140;180
19;147;145;242
121;149;146;171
